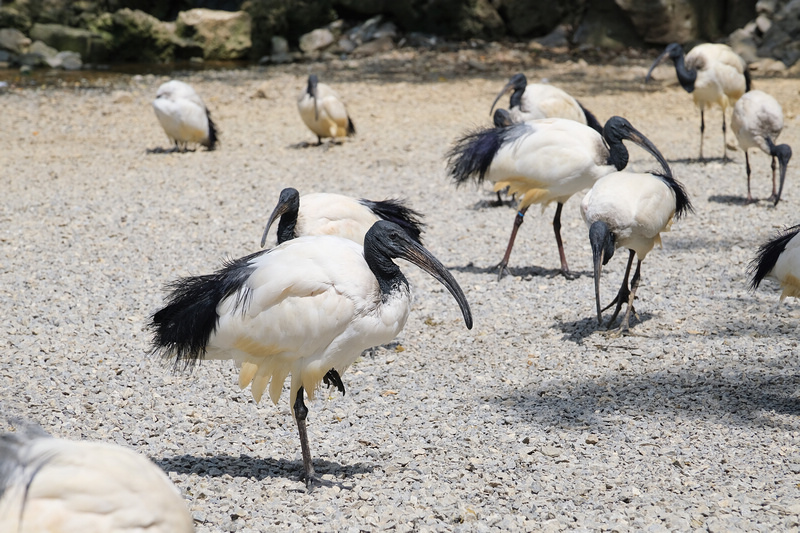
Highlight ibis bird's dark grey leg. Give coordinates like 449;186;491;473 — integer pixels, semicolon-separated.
722;111;728;161
323;369;345;395
603;249;635;327
496;206;530;280
769;154;778;202
699;108;705;160
617;259;643;333
293;386;315;486
553;202;577;280
316;136;323;146
745;152;755;203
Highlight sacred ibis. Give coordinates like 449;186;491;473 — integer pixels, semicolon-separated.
298;74;356;145
646;42;750;160
446;115;670;279
152;80;218;152
581;166;693;333
149;221;472;486
731;89;792;205
0;426;194;533
261;187;424;247
749;224;800;300
489;73;603;133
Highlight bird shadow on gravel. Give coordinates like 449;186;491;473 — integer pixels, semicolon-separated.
707;194;755;205
155;453;373;483
670;156;729;165
552;311;656;344
449;262;592;280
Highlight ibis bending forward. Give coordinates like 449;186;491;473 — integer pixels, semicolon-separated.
0;426;194;533
749;224;800;300
581;166;693;332
489;73;603;133
731;90;792;205
646;42;750;160
149;221;472;486
261;187;424;247
152;80;218;152
297;74;356;145
446;116;670;279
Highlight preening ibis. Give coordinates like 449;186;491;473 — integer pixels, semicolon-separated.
731;89;792;205
298;74;356;145
646;42;750;160
749;224;800;300
152;80;218;152
261;187;424;247
446;115;670;279
489;73;603;133
149;221;472;486
0;426;194;533
581;166;693;333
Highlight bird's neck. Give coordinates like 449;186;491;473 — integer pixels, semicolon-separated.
364;243;409;298
606;140;629;171
509;88;524;110
276;210;300;244
672;55;697;93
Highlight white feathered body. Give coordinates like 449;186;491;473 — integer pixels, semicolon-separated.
152;80;213;147
297;83;353;140
511;83;586;125
732;89;784;154
292;193;380;244
768;231;800;300
686;43;748;112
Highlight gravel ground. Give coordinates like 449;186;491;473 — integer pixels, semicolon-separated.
1;53;800;532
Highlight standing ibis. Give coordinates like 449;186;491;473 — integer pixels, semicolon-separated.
0;426;194;533
446;115;670;279
260;187;424;247
489;73;603;133
149;221;472;486
581;166;692;333
646;42;750;160
731;89;792;205
749;224;800;300
297;74;356;145
152;80;218;152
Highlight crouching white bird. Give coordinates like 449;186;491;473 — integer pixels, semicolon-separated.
581;165;692;333
489;73;603;133
731;89;792;205
152;80;218;151
646;42;750;160
297;74;356;145
446;115;670;279
261;187;424;247
149;221;472;487
0;426;194;533
749;224;800;300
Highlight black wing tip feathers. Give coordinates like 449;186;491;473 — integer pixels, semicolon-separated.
446;124;512;186
748;224;800;290
578;102;604;134
347;116;356;136
206;109;219;150
359;198;426;244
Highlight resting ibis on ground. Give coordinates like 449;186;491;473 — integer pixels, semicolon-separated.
581;166;693;333
298;74;356;145
749;224;800;300
0;426;194;533
489;73;603;133
646;42;750;160
731;89;792;205
446;115;670;279
152;80;218;152
149;221;472;487
261;187;424;247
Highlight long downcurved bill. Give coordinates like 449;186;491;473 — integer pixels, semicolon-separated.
399;243;473;330
593;247;606;324
260;198;292;247
489;80;515;116
626;126;672;178
645;50;669;83
774;147;792;206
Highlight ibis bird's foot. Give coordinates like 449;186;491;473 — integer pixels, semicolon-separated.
495;261;511;281
767;193;778;204
746;196;758;205
323;368;345;395
560;268;579;281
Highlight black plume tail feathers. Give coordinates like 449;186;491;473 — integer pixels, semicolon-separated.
359;198;425;244
748;224;800;290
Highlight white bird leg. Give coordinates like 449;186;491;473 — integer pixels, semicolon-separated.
496;206;529;280
552;202;576;279
293;386;315;486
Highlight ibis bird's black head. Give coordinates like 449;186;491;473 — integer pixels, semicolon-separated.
493;108;513;128
602;116;671;176
646;43;696;93
767;139;792;206
307;74;320;120
490;73;527;116
589;220;616;324
261;187;301;247
364;221;473;330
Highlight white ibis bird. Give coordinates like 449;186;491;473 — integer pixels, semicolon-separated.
749;224;800;300
446;115;670;279
149;221;472;486
152;80;218;152
581;166;693;332
646;42;750;160
260;187;424;247
0;426;194;533
489;73;603;133
297;74;356;145
731;89;792;205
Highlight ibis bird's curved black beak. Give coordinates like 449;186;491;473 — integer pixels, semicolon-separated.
261;187;300;247
771;141;792;206
589;221;615;324
619;120;672;178
489;80;514;117
645;49;670;83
